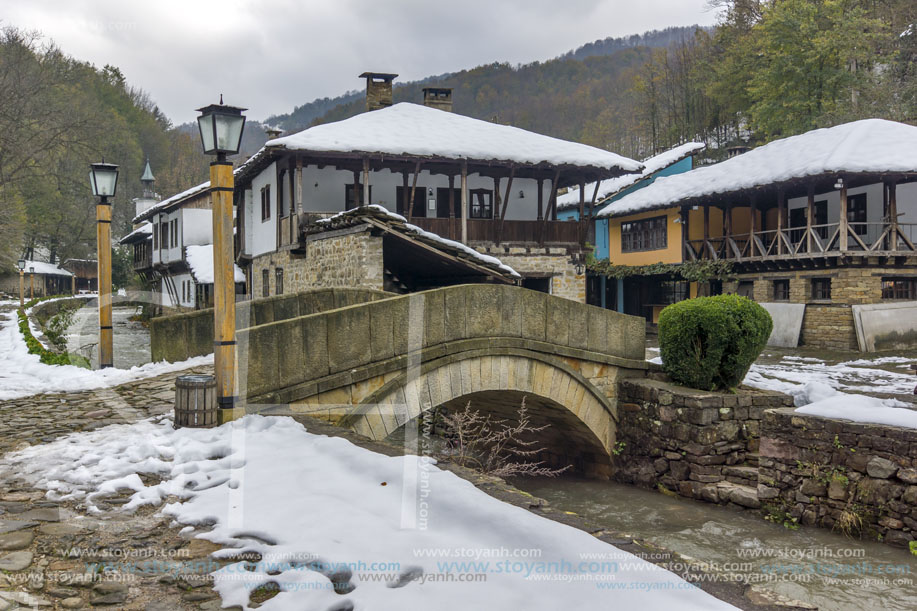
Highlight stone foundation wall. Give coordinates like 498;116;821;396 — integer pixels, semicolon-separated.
474;245;584;303
614;379;792;508
760;408;917;547
251;226;384;299
731;266;912;351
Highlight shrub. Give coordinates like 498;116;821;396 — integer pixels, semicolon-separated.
658;294;772;391
17;299;91;368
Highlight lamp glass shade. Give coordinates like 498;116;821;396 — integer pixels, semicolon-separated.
196;103;247;155
29;267;34;273
89;162;119;197
17;259;25;271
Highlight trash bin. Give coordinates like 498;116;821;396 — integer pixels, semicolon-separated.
174;374;217;428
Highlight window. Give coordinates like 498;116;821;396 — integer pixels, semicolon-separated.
621;216;668;252
811;278;831;301
396;186;426;217
469;189;493;219
261;185;271;221
278;170;287;217
171;219;178;247
275;268;284;296
345;184;372;210
262;269;270;298
847;193;867;236
737;281;754;299
773;279;790;301
153;225;159;250
882;277;916;300
160;222;169;250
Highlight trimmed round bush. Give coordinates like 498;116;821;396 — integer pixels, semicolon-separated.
658;294;772;391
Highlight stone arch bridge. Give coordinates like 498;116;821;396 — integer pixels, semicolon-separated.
238;285;649;477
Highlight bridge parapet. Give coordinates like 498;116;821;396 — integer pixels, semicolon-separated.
239;284;647;404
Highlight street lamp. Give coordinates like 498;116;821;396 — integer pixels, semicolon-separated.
29;266;34;300
89;161;119;369
196;97;246;422
17;259;25;307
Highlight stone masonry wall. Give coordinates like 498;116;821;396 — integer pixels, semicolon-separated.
760;408;917;547
251;226;384;299
475;245;585;303
615;378;792;509
731;266;908;351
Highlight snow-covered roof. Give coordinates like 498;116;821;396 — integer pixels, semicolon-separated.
132;180;211;224
119;222;153;245
18;260;72;277
557;142;705;210
600;119;917;218
311;205;520;279
184;244;245;284
259;103;642;175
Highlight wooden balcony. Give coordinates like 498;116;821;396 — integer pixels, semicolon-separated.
685;222;917;267
408;217;582;246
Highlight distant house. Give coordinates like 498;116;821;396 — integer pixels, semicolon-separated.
232;73;642;302
596;119;917;351
555;143;705;309
60;259;97;293
0;260;73;299
121;164;245;311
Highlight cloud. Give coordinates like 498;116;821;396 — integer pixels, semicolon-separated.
2;0;717;124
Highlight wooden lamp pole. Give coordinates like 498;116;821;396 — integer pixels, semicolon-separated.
17;259;24;307
89;161;119;369
196;98;246;423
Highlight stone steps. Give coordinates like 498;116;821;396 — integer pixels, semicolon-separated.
723;465;759;487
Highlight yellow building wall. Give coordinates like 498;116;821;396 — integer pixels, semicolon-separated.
687;207;724;241
607;207;683;265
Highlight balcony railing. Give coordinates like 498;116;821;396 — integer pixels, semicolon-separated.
408;217;582;245
684;222;917;262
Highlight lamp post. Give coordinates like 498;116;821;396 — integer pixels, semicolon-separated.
196;97;246;423
17;259;25;307
89;161;119;369
29;266;34;300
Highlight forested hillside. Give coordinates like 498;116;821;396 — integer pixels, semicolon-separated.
0;27;210;273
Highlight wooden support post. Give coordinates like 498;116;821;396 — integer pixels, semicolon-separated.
362;157;370;208
352;170;361;209
749;194;757;257
536;178;544;221
806;184;815;252
449;174;456;240
703;204;710;258
839;177;848;251
497;166;515;244
578;180;586;243
680;208;689;261
401;171;409;218
460;162;468;244
590;181;600;219
19;270;24;308
776;188;786;255
210;160;238;421
541;169;561;243
96;197;113;368
295;158;303;214
888;181;898;251
409;162;421;219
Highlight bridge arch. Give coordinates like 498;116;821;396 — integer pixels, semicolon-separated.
341;349;617;472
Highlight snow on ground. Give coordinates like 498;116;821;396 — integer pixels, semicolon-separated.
744;354;917;428
2;415;735;611
0;309;211;401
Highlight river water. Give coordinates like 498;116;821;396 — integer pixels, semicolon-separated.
518;477;917;610
64;304;152;369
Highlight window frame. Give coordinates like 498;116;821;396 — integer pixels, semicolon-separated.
469;189;494;219
773;279;790;301
262;268;270;298
275;268;284;296
881;277;916;300
621;215;668;253
811;277;832;301
261;185;271;222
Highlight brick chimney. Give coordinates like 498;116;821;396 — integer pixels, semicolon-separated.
360;72;398;111
422;87;453;112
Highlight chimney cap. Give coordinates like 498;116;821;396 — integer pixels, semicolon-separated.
359;72;398;82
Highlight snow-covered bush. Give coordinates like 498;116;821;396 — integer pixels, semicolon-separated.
658;294;772;391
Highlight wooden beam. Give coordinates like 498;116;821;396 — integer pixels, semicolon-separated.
887;180;898;251
362;157;370;208
352;170;361;210
776;188;785;255
409;161;421;219
589;181;601;219
449;174;456;240
497;166;515;244
806;184;815;253
680;208;689;262
839;177;848;251
536;178;544;221
461;162;468;243
402;171;409;218
749;194;757;257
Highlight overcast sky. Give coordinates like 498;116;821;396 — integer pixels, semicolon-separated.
3;0;719;125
